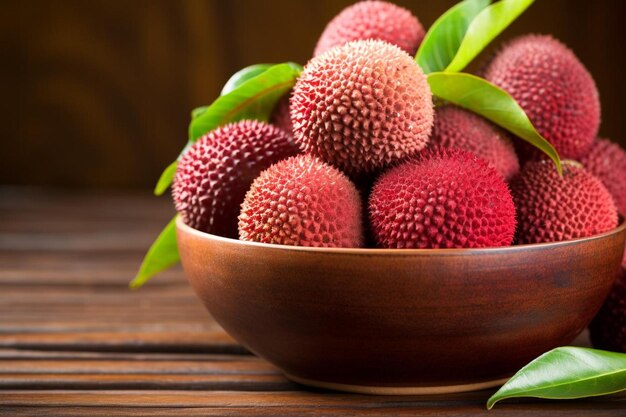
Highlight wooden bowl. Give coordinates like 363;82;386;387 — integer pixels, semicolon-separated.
177;217;626;395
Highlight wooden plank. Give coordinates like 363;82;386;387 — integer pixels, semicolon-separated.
0;390;624;413
0;321;215;332
0;407;445;417
0;192;237;355
0;284;234;349
0;282;238;352
0;283;202;307
0;389;506;407
0;331;241;353
0;191;178;291
0;374;294;391
0;191;174;259
0;253;184;285
3;406;626;417
0;189;172;217
0;283;238;352
0;233;168;252
0;349;247;361
6;406;624;417
0;358;277;374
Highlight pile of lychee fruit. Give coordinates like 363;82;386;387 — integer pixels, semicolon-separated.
171;2;626;351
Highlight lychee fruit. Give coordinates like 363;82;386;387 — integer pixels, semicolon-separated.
589;265;626;353
238;154;363;247
291;39;434;176
270;94;293;136
430;105;520;181
484;35;600;159
510;161;618;244
173;120;299;238
368;149;516;249
314;0;425;57
580;138;626;216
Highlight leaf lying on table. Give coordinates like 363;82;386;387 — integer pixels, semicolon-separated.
427;72;561;174
487;347;626;409
153;62;302;196
130;216;179;289
415;0;490;73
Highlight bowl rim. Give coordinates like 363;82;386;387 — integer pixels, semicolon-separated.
176;216;626;256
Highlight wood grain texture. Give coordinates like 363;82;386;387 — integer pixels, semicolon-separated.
0;190;624;415
2;0;625;188
2;407;626;417
1;390;625;416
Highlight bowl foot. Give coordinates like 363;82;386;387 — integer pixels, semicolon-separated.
285;373;509;395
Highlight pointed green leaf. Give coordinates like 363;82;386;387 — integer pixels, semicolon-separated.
446;0;534;72
189;61;302;142
427;72;561;174
191;64;275;121
220;63;274;96
415;0;490;74
153;161;178;196
154;62;302;196
130;216;179;289
191;105;208;120
487;347;626;409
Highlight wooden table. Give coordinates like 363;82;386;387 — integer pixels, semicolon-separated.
1;189;624;416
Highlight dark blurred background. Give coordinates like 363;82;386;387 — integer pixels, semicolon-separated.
2;0;625;189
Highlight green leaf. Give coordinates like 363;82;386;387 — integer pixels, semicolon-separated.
189;62;301;142
191;64;274;122
415;0;490;74
220;63;274;96
191;105;208;120
446;0;534;72
154;62;302;196
153;161;178;196
487;347;626;409
130;216;179;289
427;72;562;174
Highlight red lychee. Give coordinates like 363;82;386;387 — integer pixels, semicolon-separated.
589;265;626;353
291;39;433;176
368;149;516;249
270;95;293;136
580;138;626;216
510;161;618;244
314;0;425;57
430;105;520;181
238;154;363;247
485;35;600;159
173;120;299;238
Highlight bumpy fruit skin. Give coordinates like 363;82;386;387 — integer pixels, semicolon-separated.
173;120;299;238
314;0;424;57
291;40;433;176
368;149;516;249
270;95;293;136
510;161;618;244
430;106;520;181
238;154;363;247
485;35;600;159
580;138;626;215
589;266;626;353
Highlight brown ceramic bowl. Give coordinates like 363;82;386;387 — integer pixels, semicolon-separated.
177;217;626;394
